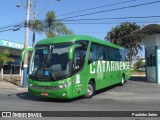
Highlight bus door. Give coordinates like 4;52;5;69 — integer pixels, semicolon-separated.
71;45;87;97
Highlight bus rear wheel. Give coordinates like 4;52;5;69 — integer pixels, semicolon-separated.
84;81;95;99
120;75;125;86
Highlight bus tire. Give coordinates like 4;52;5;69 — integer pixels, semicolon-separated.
84;81;95;99
120;75;125;86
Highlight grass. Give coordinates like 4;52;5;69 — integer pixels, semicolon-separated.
131;69;145;76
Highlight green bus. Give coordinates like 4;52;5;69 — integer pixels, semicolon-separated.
21;35;130;99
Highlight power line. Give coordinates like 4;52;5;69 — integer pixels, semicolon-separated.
1;15;159;31
0;27;21;32
63;19;160;23
31;16;160;26
60;19;160;24
0;22;24;33
57;0;137;17
20;0;27;11
60;16;160;21
0;22;24;30
37;0;54;16
1;1;159;33
0;29;13;33
0;25;16;30
62;20;160;24
37;15;160;23
59;0;160;20
0;22;22;30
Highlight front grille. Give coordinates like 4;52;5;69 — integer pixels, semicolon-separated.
30;85;59;91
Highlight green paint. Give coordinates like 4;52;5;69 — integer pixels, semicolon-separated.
21;48;34;61
68;44;82;59
25;35;130;99
37;35;124;49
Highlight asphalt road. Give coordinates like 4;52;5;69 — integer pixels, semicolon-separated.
0;77;160;120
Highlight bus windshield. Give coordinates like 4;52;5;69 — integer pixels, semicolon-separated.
29;43;72;81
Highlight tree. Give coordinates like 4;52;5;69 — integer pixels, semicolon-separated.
105;22;143;62
134;58;145;69
30;11;73;39
0;50;14;80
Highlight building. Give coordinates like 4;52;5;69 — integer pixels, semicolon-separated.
129;24;160;84
0;39;31;76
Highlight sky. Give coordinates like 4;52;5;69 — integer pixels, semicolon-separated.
0;0;160;57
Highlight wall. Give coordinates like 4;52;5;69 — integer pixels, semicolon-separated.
144;34;160;83
146;67;156;82
144;34;160;48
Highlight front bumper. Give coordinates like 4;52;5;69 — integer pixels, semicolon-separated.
28;85;73;99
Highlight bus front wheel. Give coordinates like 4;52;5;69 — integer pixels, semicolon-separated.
84;81;95;99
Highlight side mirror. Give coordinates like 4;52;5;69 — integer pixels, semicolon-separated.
68;44;82;60
21;48;34;61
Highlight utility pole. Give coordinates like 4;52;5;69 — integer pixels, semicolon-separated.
23;0;31;87
32;0;37;47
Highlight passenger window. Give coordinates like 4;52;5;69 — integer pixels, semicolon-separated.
104;47;109;61
90;43;105;61
109;48;115;61
115;49;121;61
99;46;104;60
90;44;99;61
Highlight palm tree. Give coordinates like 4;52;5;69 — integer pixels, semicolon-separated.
0;50;14;80
105;22;143;62
30;11;73;45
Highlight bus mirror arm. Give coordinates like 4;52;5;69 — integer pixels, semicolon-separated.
88;58;93;64
21;48;34;61
68;44;82;60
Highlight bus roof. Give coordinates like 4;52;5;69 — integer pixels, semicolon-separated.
36;35;124;49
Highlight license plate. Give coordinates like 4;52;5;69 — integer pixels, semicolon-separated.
41;92;48;96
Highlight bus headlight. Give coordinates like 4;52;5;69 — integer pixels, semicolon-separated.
29;83;33;87
29;80;75;91
58;80;75;89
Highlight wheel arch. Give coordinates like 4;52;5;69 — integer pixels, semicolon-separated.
122;73;125;80
89;78;96;89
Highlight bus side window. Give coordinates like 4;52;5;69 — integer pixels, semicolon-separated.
99;46;104;60
90;43;105;61
109;48;115;61
90;44;99;61
104;47;109;61
115;49;120;61
117;51;121;61
120;50;126;61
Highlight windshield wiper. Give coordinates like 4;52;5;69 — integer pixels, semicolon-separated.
33;66;56;81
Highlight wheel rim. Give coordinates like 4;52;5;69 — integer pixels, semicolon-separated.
122;77;124;84
87;84;93;96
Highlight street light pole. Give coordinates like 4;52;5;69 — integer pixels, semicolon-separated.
23;0;31;87
32;0;37;47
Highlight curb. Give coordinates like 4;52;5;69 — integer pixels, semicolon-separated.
16;88;28;90
0;81;27;90
131;75;146;77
